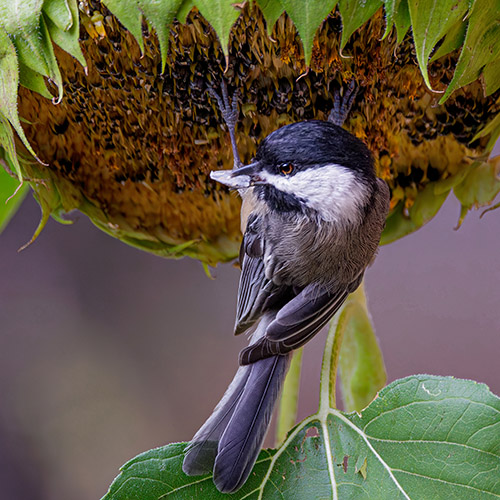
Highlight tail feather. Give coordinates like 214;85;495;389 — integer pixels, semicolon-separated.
183;313;291;492
182;365;251;476
214;354;291;493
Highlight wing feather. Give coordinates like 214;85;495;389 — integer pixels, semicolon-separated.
235;227;288;335
238;284;351;365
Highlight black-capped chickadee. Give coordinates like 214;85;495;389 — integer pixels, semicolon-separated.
183;84;390;493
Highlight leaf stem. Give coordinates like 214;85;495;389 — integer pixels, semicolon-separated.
319;304;343;412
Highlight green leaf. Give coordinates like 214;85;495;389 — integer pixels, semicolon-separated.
44;0;86;68
102;298;500;498
381;178;457;244
0;115;21;179
102;0;145;53
383;0;411;41
102;375;500;499
483;59;500;96
18;62;52;98
0;0;63;103
454;159;500;208
408;179;450;227
176;0;195;23
0;27;41;162
380;202;418;245
194;0;242;61
337;285;386;413
138;0;184;71
37;15;64;103
0;0;44;34
255;0;284;34
0;162;28;233
408;0;469;91
380;173;467;244
104;0;185;70
429;15;467;62
441;0;500;102
472;111;500;153
275;347;303;445
279;0;338;65
453;158;500;226
338;0;383;51
42;0;73;31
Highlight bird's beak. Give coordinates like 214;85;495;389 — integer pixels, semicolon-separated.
210;162;264;189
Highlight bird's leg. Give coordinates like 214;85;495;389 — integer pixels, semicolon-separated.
328;80;359;127
208;80;242;169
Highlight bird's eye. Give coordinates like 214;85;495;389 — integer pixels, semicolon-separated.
279;163;294;176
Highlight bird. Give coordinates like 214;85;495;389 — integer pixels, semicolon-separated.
182;81;390;493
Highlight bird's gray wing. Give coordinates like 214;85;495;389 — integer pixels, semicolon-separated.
235;220;289;335
238;278;361;365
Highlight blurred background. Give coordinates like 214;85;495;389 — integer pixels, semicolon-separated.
1;142;499;500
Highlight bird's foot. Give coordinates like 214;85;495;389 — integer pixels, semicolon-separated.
328;80;359;127
208;80;242;169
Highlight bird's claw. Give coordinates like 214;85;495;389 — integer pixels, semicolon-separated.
328;80;359;127
208;81;242;169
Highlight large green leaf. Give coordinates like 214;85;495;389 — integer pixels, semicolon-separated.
338;0;383;51
441;0;500;102
102;311;500;499
279;0;338;65
408;0;469;91
102;373;500;499
380;171;470;244
0;0;44;39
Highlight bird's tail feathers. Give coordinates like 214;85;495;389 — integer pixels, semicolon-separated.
182;364;251;476
213;353;290;493
183;313;291;493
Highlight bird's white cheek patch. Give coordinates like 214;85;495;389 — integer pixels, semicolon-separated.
262;165;370;224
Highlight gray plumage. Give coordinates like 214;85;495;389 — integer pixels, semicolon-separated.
183;120;390;492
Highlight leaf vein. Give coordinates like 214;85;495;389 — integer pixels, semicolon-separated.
465;420;500;445
366;436;500;458
362;398;500;432
331;409;412;500
391;468;500;497
257;415;317;500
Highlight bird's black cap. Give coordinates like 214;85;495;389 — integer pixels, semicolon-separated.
255;120;375;180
